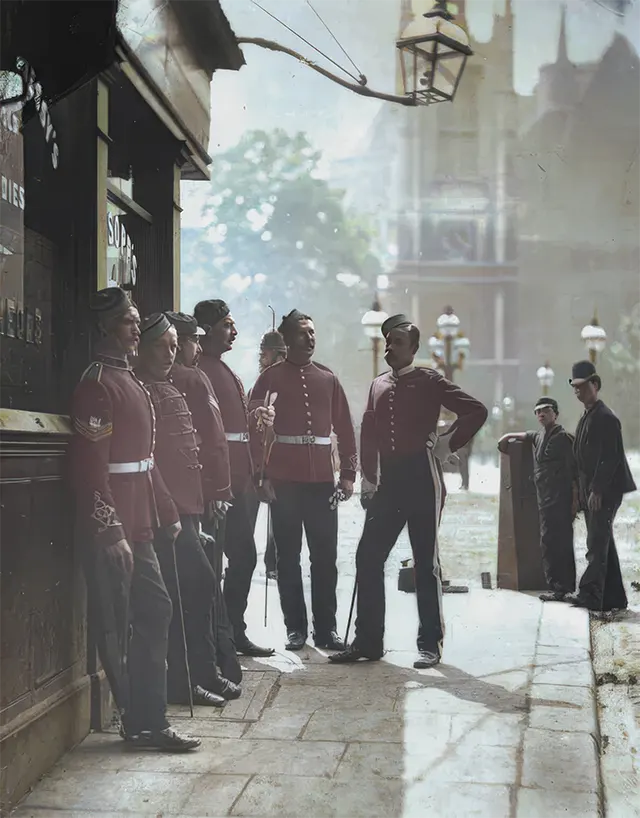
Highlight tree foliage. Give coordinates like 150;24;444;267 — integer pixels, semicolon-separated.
181;129;381;397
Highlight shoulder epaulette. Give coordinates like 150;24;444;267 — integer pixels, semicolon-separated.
80;362;103;383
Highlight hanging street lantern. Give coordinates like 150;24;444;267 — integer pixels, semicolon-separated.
397;0;473;105
536;362;555;396
581;313;607;364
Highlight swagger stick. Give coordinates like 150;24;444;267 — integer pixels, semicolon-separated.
170;538;194;717
264;502;272;627
344;579;357;646
258;391;278;626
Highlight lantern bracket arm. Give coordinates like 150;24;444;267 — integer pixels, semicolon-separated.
236;37;417;106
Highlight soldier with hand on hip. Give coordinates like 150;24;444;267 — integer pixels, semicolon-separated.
330;314;487;669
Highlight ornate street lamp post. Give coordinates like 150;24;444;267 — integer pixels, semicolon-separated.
428;306;470;381
581;313;607;364
361;296;389;379
536;362;555;397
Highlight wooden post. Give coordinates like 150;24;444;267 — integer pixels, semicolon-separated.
96;80;109;290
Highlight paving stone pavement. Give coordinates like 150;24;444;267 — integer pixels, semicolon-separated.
12;463;620;818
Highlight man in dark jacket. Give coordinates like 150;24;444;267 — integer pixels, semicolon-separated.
499;396;578;601
567;360;636;612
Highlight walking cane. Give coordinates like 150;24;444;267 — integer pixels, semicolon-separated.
264;503;271;627
344;579;357;647
170;536;194;717
258;391;278;628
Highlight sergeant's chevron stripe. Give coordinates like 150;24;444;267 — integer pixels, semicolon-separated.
73;417;113;441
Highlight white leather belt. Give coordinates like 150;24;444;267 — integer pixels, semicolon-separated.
226;432;249;443
275;434;332;445
108;457;154;474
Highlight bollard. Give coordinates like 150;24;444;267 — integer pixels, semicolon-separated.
497;439;546;591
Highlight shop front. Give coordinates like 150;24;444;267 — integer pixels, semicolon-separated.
0;2;243;810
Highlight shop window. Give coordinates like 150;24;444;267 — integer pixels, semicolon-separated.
106;199;138;289
0;98;26;335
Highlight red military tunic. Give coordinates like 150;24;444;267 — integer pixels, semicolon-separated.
198;353;252;493
70;352;178;548
360;365;488;486
249;359;357;483
136;369;204;516
170;362;232;503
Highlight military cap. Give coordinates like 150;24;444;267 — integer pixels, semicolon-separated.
89;286;135;322
381;313;412;337
260;330;287;353
193;299;230;332
569;360;598;386
140;312;172;344
278;309;311;336
165;311;205;337
533;396;559;414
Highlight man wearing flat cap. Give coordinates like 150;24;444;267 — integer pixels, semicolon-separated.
194;299;275;658
330;314;487;668
135;313;242;708
70;288;199;751
566;360;635;612
499;396;578;601
250;309;357;653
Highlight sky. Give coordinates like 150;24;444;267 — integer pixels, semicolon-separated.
181;0;638;228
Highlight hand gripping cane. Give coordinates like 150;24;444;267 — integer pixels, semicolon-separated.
258;391;278;627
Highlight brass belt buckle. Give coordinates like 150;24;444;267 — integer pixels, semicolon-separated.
302;434;315;445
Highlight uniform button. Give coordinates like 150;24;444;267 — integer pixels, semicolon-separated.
305;402;310;407
307;412;312;417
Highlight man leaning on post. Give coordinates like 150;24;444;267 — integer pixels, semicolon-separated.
70;286;200;751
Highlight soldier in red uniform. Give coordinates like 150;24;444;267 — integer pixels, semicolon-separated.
330;314;487;669
70;287;199;751
167;312;232;512
194;299;275;658
135;313;241;707
166;311;241;685
250;310;357;653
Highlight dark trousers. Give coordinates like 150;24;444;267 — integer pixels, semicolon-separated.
86;541;172;735
270;481;338;638
354;453;444;656
155;515;218;697
222;489;257;639
538;499;576;593
247;489;277;572
579;497;627;611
